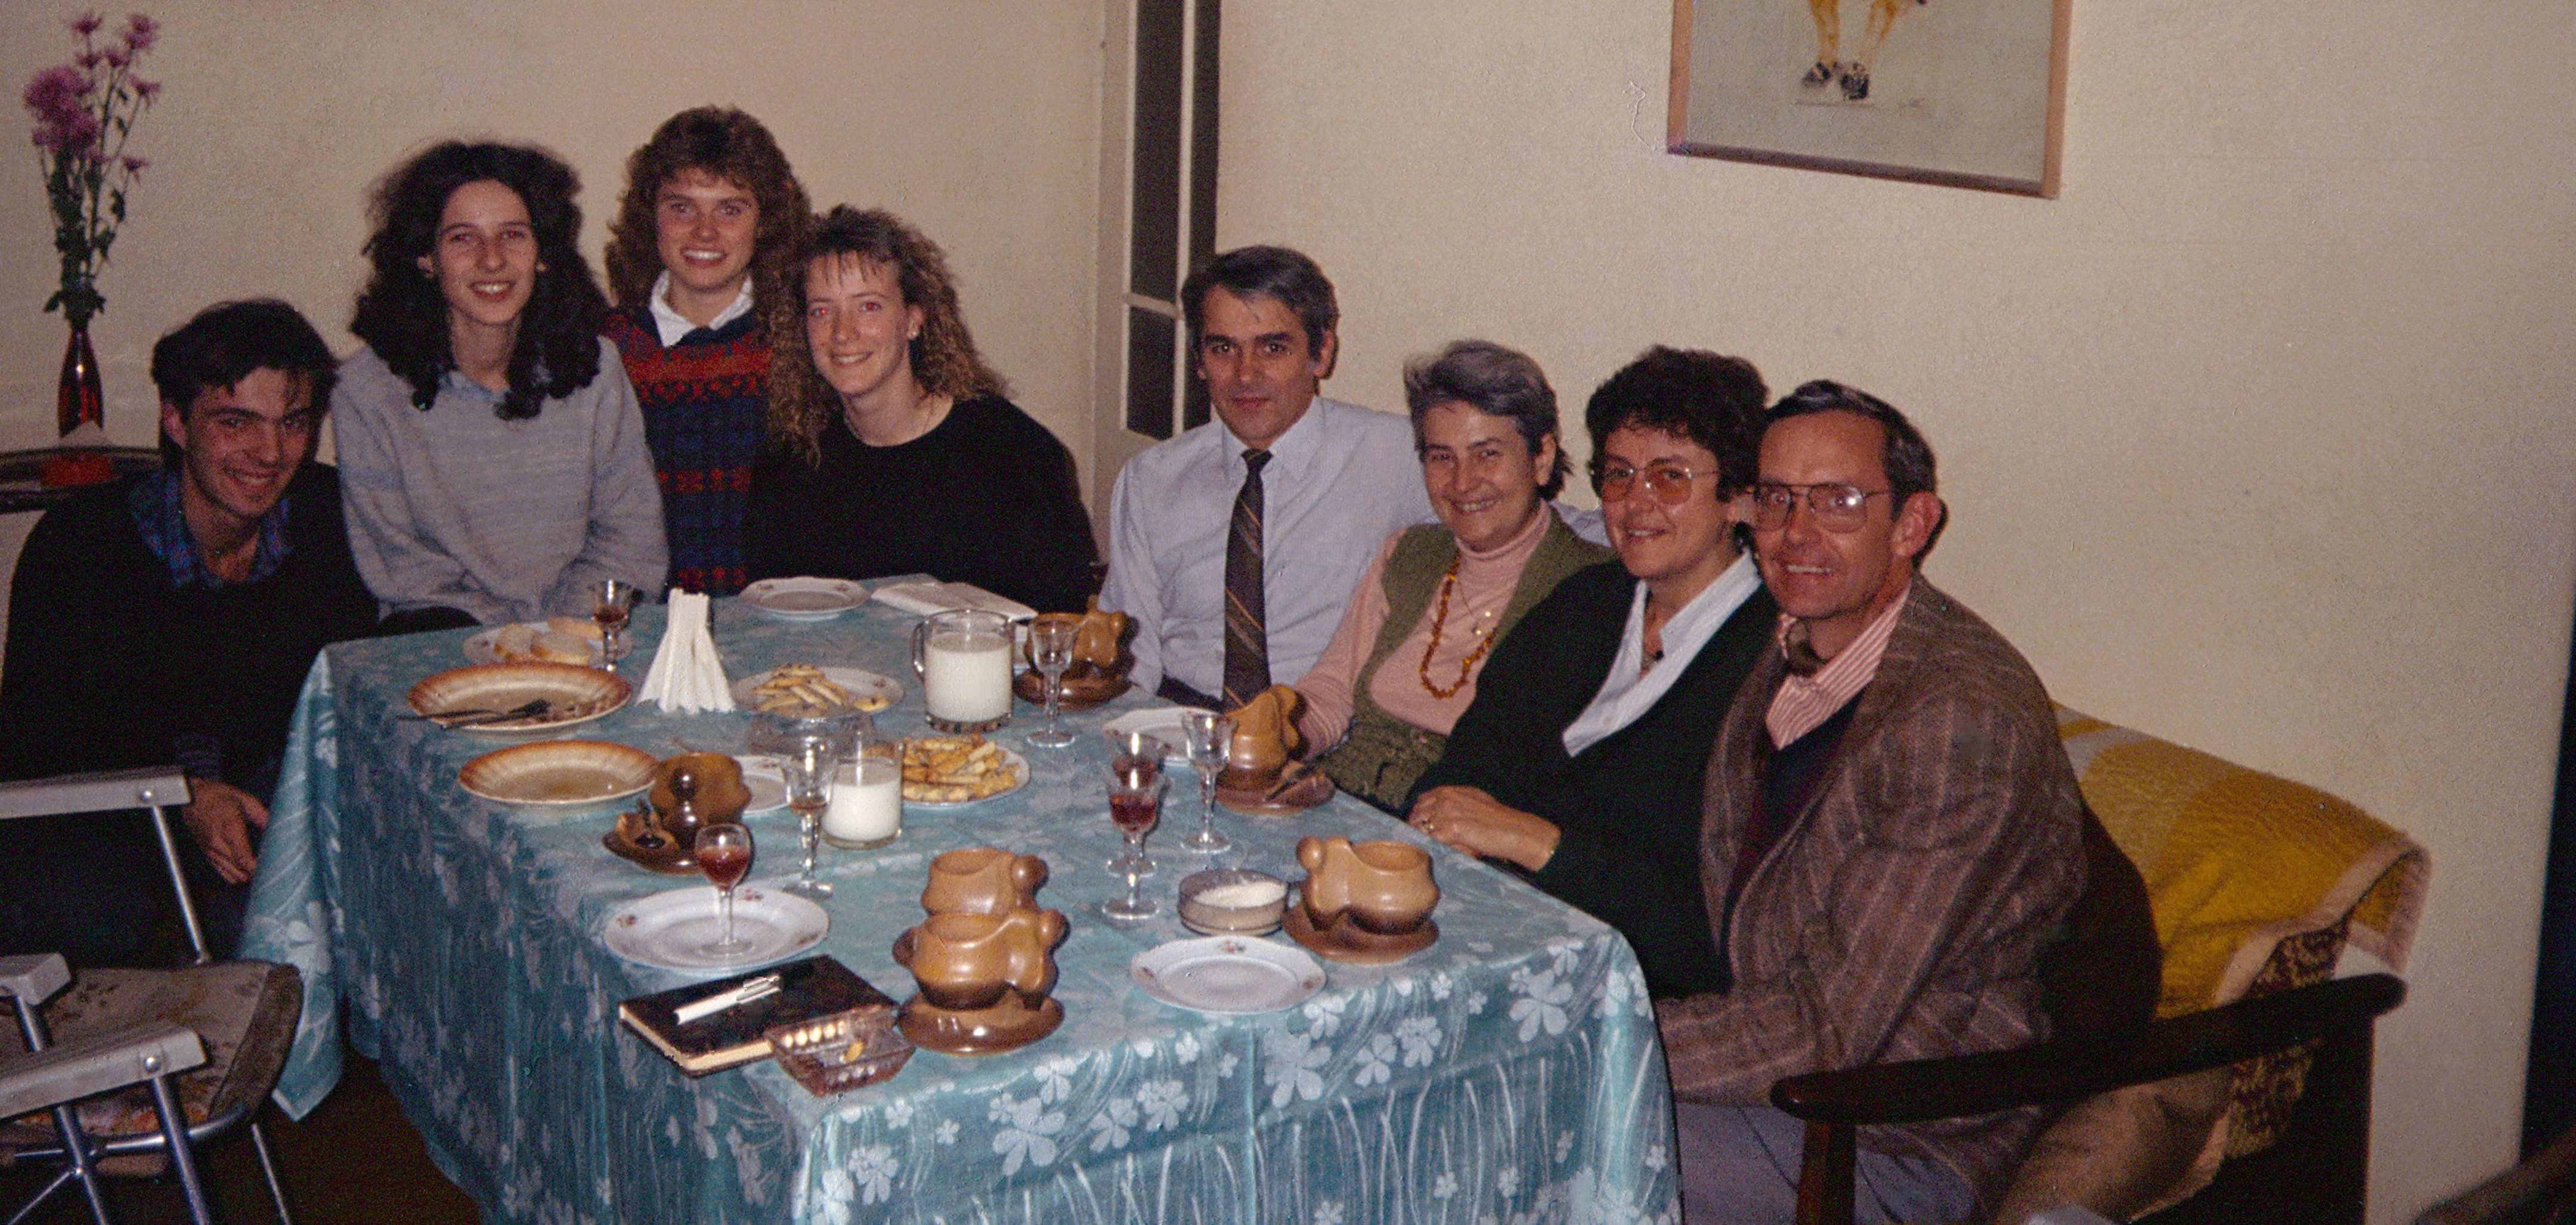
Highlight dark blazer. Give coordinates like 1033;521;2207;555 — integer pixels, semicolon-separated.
1655;578;2085;1215
1413;558;1776;998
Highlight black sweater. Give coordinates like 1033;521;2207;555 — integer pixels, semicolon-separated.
1411;560;1776;998
0;464;380;799
745;396;1098;614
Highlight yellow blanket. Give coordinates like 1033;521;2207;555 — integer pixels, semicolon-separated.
2056;707;2428;1018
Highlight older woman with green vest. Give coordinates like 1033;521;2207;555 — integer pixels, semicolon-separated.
1289;340;1611;812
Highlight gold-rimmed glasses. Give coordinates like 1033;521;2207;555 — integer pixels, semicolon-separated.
1589;460;1714;505
1748;482;1894;532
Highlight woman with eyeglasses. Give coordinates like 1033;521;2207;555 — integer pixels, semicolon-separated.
1286;340;1611;812
1406;346;1775;1001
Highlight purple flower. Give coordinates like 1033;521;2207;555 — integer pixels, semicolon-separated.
119;154;145;173
131;77;159;101
69;11;104;36
122;14;158;51
100;45;129;69
23;64;89;114
76;49;103;70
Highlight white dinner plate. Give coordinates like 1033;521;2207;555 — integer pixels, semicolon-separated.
732;665;903;717
599;885;829;973
408;663;631;734
902;746;1027;808
1130;936;1327;1015
462;621;602;666
457;740;657;808
1102;708;1194;765
742;577;870;622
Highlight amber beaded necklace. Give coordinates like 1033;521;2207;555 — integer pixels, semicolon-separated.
1417;556;1498;699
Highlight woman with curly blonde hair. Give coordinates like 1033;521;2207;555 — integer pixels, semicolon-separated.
600;107;810;594
747;206;1097;613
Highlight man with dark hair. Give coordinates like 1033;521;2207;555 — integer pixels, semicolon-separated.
0;299;380;962
1656;381;2084;1223
1099;244;1432;706
600;107;810;595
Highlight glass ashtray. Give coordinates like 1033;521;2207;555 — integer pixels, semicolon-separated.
765;1005;912;1096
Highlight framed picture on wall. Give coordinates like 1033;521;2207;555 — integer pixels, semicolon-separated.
1667;0;2070;195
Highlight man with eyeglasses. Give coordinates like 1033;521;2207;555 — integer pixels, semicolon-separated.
1655;381;2086;1223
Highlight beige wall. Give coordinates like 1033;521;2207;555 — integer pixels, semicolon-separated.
0;0;1109;497
1216;1;2574;1219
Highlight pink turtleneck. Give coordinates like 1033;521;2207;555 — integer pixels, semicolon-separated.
1293;505;1556;750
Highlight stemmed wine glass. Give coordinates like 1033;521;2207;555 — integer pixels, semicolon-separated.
1026;616;1079;749
694;823;754;957
1101;755;1167;923
591;578;637;667
776;730;839;900
1178;710;1233;853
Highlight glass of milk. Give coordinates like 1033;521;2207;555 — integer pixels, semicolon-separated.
910;609;1014;733
823;750;902;848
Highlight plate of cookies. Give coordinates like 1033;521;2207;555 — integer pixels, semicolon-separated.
733;663;903;717
899;735;1026;807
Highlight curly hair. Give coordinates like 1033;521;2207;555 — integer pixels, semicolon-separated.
1582;346;1769;491
348;141;608;421
768;206;1009;464
601;108;810;336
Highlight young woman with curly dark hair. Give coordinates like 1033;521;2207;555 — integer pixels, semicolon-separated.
599;108;810;595
745;206;1097;613
335;140;666;629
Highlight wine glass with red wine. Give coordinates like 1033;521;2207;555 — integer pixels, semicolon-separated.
592;578;637;665
695;823;754;957
1101;756;1167;923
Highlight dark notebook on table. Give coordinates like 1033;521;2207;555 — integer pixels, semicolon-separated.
618;956;896;1075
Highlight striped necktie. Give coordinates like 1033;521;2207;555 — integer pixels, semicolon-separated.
1222;448;1273;708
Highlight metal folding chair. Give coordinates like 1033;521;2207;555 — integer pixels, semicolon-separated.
0;766;300;1224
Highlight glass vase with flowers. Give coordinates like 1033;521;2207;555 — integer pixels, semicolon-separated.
23;10;161;468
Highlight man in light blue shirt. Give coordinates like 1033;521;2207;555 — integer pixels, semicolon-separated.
1100;246;1433;706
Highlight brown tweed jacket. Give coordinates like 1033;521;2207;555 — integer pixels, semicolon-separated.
1655;578;2085;1212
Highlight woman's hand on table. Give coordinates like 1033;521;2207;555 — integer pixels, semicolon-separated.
1408;785;1559;872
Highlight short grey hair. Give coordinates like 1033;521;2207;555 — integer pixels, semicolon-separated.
1402;339;1569;499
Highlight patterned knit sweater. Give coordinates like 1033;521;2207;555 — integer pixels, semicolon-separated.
603;307;768;596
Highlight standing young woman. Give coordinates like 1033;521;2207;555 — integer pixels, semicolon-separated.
336;141;667;629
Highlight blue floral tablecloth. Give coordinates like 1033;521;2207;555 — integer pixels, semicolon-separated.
239;598;1680;1223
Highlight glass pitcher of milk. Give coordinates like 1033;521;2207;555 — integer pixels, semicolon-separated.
911;608;1015;733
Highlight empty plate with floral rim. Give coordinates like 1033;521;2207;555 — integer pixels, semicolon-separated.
600;885;830;973
1129;935;1327;1015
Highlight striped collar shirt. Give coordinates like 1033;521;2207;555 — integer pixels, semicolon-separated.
1764;580;1913;747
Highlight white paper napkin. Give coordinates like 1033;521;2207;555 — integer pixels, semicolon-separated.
639;591;736;713
869;580;1037;622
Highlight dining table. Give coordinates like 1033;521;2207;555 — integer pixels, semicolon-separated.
236;589;1683;1223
